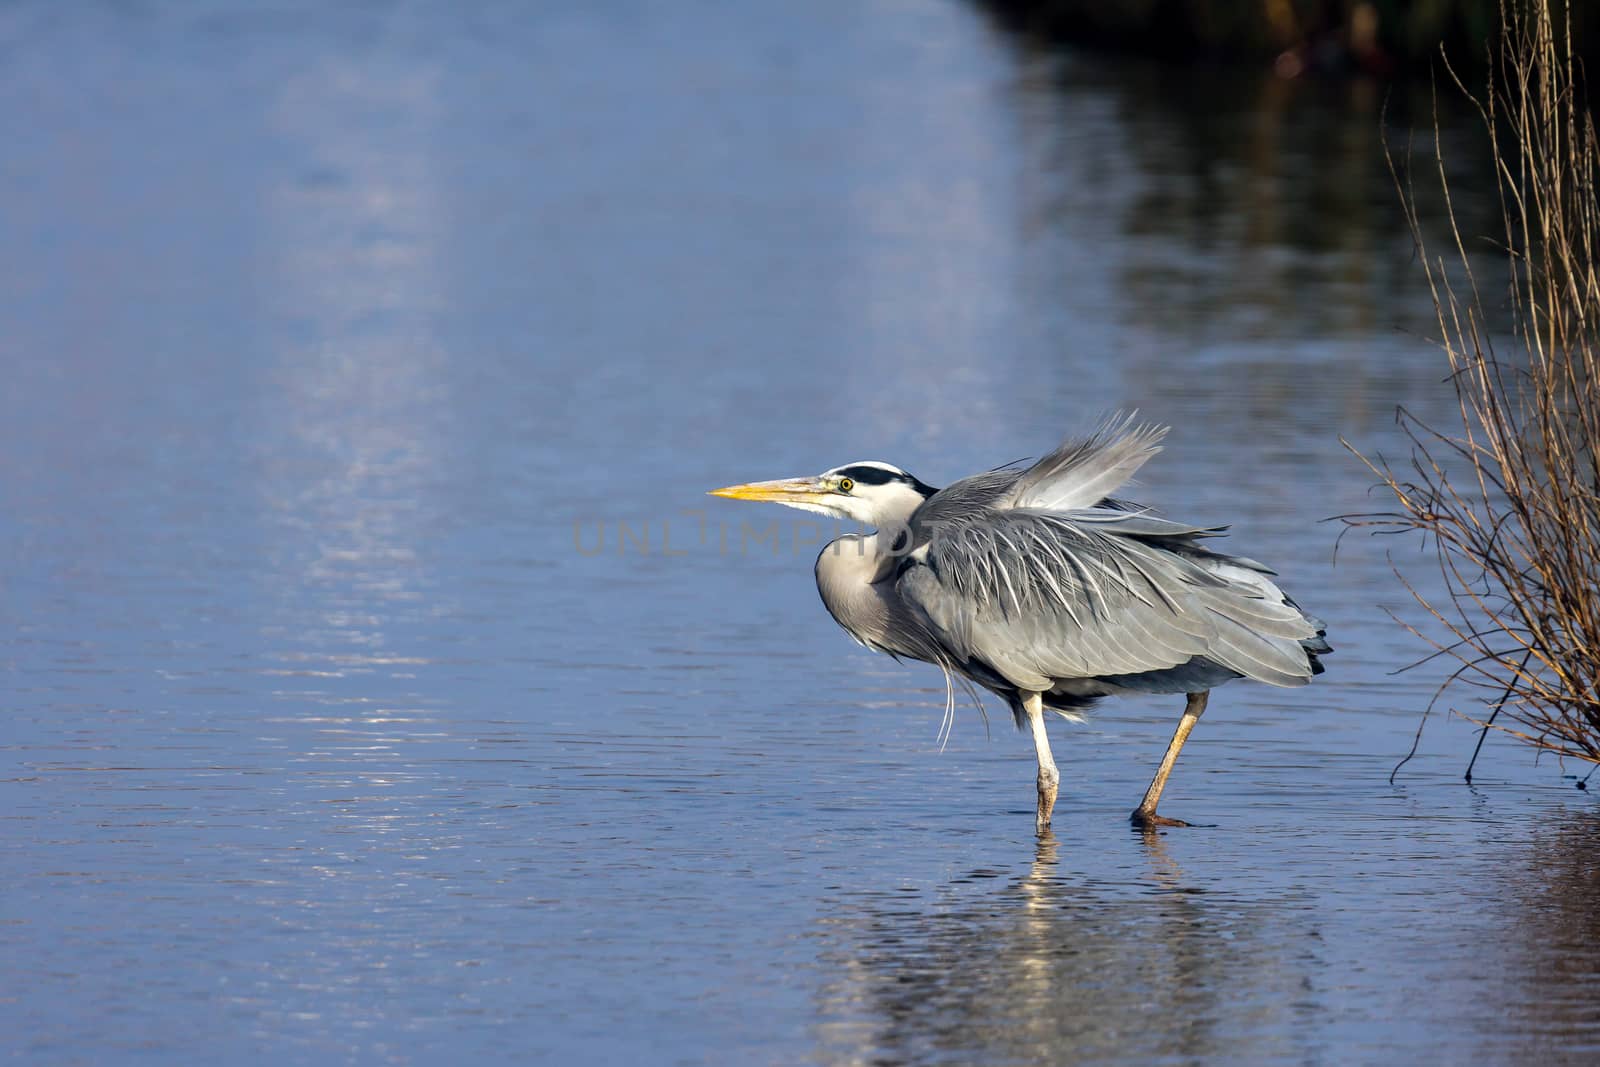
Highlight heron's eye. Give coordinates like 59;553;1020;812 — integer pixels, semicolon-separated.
838;477;854;493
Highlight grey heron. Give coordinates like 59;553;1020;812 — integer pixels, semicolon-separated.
710;418;1330;833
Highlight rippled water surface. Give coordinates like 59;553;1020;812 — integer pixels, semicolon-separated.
3;2;1598;1063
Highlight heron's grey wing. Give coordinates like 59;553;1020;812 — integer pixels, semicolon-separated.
897;508;1317;693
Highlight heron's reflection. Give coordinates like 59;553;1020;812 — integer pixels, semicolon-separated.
813;834;1318;1063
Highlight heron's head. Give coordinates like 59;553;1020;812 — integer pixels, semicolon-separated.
709;462;936;527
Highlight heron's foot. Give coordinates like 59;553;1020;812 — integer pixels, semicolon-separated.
1035;768;1059;835
1129;808;1191;830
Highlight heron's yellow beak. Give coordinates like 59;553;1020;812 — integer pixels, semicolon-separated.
707;476;831;505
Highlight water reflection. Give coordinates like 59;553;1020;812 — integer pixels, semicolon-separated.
814;833;1318;1063
1491;814;1600;1055
996;21;1502;341
255;43;454;706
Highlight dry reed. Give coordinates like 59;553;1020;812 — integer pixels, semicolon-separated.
1343;0;1600;772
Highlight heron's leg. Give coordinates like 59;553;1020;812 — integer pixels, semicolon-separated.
1024;691;1059;834
1131;690;1208;830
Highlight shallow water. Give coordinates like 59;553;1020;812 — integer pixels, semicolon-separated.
3;1;1597;1063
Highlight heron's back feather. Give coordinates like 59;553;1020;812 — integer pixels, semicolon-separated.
898;430;1325;697
1005;413;1168;512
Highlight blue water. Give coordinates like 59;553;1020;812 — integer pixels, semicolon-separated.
3;1;1596;1063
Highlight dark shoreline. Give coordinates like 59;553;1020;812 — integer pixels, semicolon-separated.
975;0;1594;80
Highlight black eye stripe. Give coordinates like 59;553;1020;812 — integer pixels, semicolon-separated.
835;465;901;486
830;465;938;499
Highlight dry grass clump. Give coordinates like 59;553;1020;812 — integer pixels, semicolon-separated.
1344;0;1600;771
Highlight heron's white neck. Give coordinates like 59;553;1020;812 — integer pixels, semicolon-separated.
813;532;894;647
